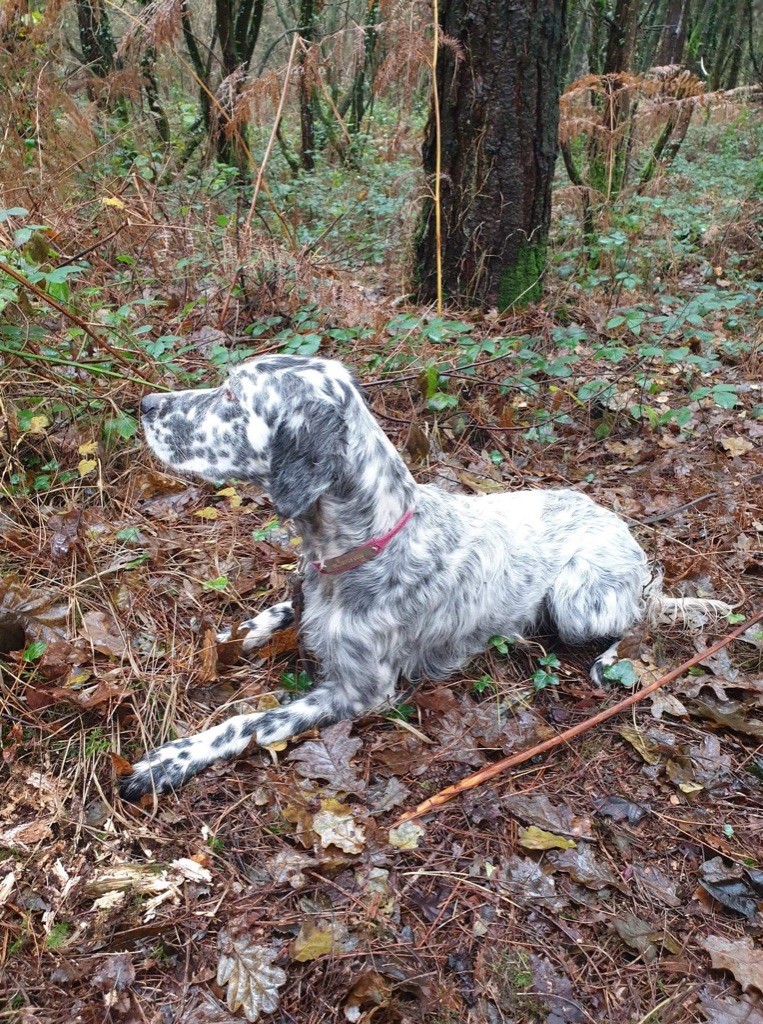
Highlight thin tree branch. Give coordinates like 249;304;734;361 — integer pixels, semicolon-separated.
0;259;156;383
394;609;763;825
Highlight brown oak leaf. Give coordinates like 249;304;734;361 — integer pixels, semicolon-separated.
702;935;763;993
286;721;366;795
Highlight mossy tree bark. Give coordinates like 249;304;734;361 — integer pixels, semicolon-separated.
415;0;567;310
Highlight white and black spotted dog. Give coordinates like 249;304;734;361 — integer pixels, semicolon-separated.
121;354;730;800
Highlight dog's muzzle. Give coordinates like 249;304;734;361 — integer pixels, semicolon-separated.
141;393;163;418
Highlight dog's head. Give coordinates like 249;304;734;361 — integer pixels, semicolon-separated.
140;355;356;518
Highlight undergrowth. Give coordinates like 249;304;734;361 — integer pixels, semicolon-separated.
1;76;762;1024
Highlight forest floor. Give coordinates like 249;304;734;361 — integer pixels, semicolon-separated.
1;104;763;1024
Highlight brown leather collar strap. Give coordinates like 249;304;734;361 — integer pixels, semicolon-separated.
313;507;415;575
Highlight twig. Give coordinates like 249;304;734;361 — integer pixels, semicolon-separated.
642;492;717;524
56;224;126;268
243;33;300;239
0;346;167;389
393;608;763;824
0;258;156;384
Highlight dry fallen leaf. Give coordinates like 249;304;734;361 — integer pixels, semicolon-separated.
632;863;682;908
312;799;366;854
650;690;688;720
0;817;54;851
502;793;592;838
721;436;754;458
614;913;681;962
528;953;586;1024
702;935;763;992
217;931;286;1021
699;993;763;1024
343;970;390;1022
287;721;366;795
258;626;299;659
693;697;763;739
291;918;349;962
519;826;576;851
0;580;68;654
265;848;315;890
80;611;127;658
500;855;564;912
388;820;425;850
547;844;620;889
90;952;135;1010
618;725;663;764
194;622;219;684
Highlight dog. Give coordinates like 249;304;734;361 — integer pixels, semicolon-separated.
120;354;730;800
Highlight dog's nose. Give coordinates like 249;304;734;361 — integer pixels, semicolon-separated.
141;393;162;416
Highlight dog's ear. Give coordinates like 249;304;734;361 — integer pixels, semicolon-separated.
268;401;346;519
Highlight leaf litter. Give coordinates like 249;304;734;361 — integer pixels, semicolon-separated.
2;139;763;1024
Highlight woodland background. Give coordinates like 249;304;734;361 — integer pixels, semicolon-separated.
1;1;763;1022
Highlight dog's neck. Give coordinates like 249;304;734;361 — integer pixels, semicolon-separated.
294;415;417;566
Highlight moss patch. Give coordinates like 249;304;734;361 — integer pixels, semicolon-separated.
497;241;546;309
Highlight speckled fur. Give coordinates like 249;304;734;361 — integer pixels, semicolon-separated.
120;355;729;800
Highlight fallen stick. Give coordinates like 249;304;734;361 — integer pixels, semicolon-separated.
394;609;763;825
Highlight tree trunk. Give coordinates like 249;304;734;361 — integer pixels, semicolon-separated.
657;0;691;65
77;0;117;80
298;0;317;171
180;0;212;133
415;0;567;310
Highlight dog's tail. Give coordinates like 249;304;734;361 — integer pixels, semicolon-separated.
642;571;734;625
644;577;733;626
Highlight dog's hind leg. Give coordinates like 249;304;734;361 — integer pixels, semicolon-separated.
546;556;646;646
589;636;629;686
543;555;648;686
120;664;397;801
217;601;295;652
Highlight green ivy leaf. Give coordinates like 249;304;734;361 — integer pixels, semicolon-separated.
531;669;560;690
603;660;639;687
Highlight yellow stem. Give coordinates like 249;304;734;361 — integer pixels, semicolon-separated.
432;1;443;315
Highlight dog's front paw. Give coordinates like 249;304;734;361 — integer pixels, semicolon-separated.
217;618;274;653
119;741;199;801
589;640;620;687
216;625;233;644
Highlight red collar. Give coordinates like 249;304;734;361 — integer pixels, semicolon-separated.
312;507;415;575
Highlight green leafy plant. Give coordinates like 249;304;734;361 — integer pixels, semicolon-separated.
471;674;496;695
531;653;561;691
202;576;229;592
489;635;515;656
22;641;47;662
280;670;312;694
44;922;70;950
385;702;415;722
253;519;281;542
603;660;639;687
